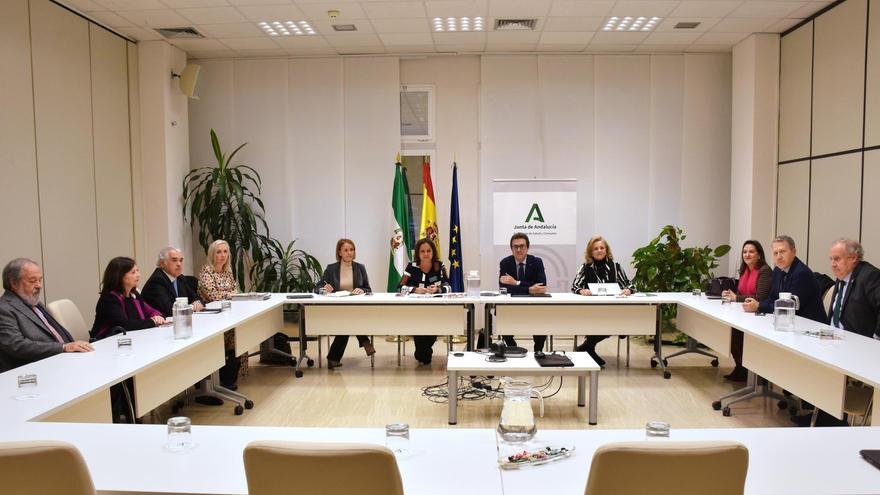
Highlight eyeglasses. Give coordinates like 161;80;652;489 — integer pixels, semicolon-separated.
511;244;528;250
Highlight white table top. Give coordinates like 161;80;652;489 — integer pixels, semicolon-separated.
447;351;600;372
292;292;481;305
486;292;678;305
500;426;880;495
673;294;880;389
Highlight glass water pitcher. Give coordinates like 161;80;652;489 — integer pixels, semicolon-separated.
498;379;544;443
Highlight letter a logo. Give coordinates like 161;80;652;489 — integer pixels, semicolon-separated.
525;203;545;223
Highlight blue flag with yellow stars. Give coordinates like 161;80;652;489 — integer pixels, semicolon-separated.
448;163;464;292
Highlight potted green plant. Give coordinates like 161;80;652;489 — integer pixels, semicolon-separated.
183;129;267;290
632;225;731;336
249;236;323;293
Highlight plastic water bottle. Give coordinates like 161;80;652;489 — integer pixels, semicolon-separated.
467;270;480;297
172;297;193;339
773;292;798;332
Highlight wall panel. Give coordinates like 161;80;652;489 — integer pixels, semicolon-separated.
808;153;862;271
778;22;813;162
0;0;42;270
30;0;100;317
812;0;866;156
343;57;400;291
776;161;810;257
862;150;880;262
91;25;135;269
866;0;880;147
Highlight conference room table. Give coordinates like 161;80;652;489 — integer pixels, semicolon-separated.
3;292;880;493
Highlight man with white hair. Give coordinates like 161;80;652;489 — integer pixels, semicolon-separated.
141;247;204;317
827;238;880;339
0;258;93;373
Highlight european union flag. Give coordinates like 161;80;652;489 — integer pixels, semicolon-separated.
448;163;464;292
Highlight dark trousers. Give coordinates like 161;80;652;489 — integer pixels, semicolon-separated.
579;335;609;352
730;329;744;368
219;350;241;387
414;335;437;364
327;335;370;362
476;334;546;352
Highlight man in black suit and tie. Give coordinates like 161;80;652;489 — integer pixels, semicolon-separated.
141;247;204;317
497;232;548;352
827;239;880;338
0;258;93;373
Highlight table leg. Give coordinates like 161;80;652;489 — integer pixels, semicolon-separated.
448;370;458;425
578;375;586;407
589;370;598;425
295;304;307;378
482;303;493;350
466;304;475;351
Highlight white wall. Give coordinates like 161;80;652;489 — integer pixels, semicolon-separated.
190;53;733;291
730;34;779;273
138;41;192;268
189;56;401;288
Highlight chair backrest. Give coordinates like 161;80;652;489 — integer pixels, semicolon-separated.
243;441;404;495
822;284;835;316
47;299;90;342
584;440;749;495
0;440;95;495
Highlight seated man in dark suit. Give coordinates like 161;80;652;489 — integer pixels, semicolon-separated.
827;238;880;338
743;235;826;323
490;232;548;352
791;238;880;427
141;247;204;317
0;258;93;373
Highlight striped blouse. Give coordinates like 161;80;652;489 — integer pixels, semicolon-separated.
570;259;636;294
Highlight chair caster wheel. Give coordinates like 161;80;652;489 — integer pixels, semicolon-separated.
244;400;254;409
234;405;244;415
711;359;719;367
663;371;671;379
295;370;304;378
712;401;722;411
777;400;789;410
662;359;668;367
307;359;315;367
722;407;731;417
289;358;297;367
650;359;658;368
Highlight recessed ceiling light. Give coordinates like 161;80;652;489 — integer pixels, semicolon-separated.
331;24;358;31
433;16;483;32
260;20;315;36
603;16;661;32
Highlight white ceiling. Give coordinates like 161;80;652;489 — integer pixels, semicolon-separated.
57;0;829;58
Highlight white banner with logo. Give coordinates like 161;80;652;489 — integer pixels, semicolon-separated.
492;179;578;293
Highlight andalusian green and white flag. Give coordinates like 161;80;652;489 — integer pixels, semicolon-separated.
388;159;413;291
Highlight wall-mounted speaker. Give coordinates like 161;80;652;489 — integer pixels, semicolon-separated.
172;63;201;99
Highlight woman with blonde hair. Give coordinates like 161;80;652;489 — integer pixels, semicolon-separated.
570;236;635;367
198;239;245;389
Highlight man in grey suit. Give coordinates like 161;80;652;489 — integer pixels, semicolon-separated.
0;258;93;373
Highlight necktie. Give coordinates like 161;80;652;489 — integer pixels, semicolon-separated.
32;306;66;343
517;263;525;283
832;280;846;327
173;278;179;297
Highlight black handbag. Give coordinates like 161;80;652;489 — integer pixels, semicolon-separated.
705;277;736;297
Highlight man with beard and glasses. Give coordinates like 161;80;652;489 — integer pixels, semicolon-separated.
0;258;93;373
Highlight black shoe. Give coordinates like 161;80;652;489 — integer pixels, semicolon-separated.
724;367;748;382
575;340;589;352
587;349;606;368
195;395;224;406
220;382;238;391
791;413;813;427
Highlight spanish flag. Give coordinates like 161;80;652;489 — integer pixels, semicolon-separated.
419;157;441;254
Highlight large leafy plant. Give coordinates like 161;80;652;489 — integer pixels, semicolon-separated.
249;236;323;293
182;130;267;290
632;225;730;333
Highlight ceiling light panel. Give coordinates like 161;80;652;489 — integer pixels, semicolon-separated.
433;16;483;32
259;20;315;36
602;16;661;32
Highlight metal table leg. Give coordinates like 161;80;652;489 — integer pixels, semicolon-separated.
448;370;458;425
577;375;586;406
589;370;598;425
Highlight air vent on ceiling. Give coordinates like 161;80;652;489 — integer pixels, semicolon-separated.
155;26;204;39
332;24;358;31
674;22;701;29
494;18;537;31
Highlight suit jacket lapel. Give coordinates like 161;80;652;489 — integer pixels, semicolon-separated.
842;265;860;312
6;293;55;338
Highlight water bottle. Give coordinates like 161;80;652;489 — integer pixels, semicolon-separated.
773;292;798;332
172;297;193;339
467;270;480;297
